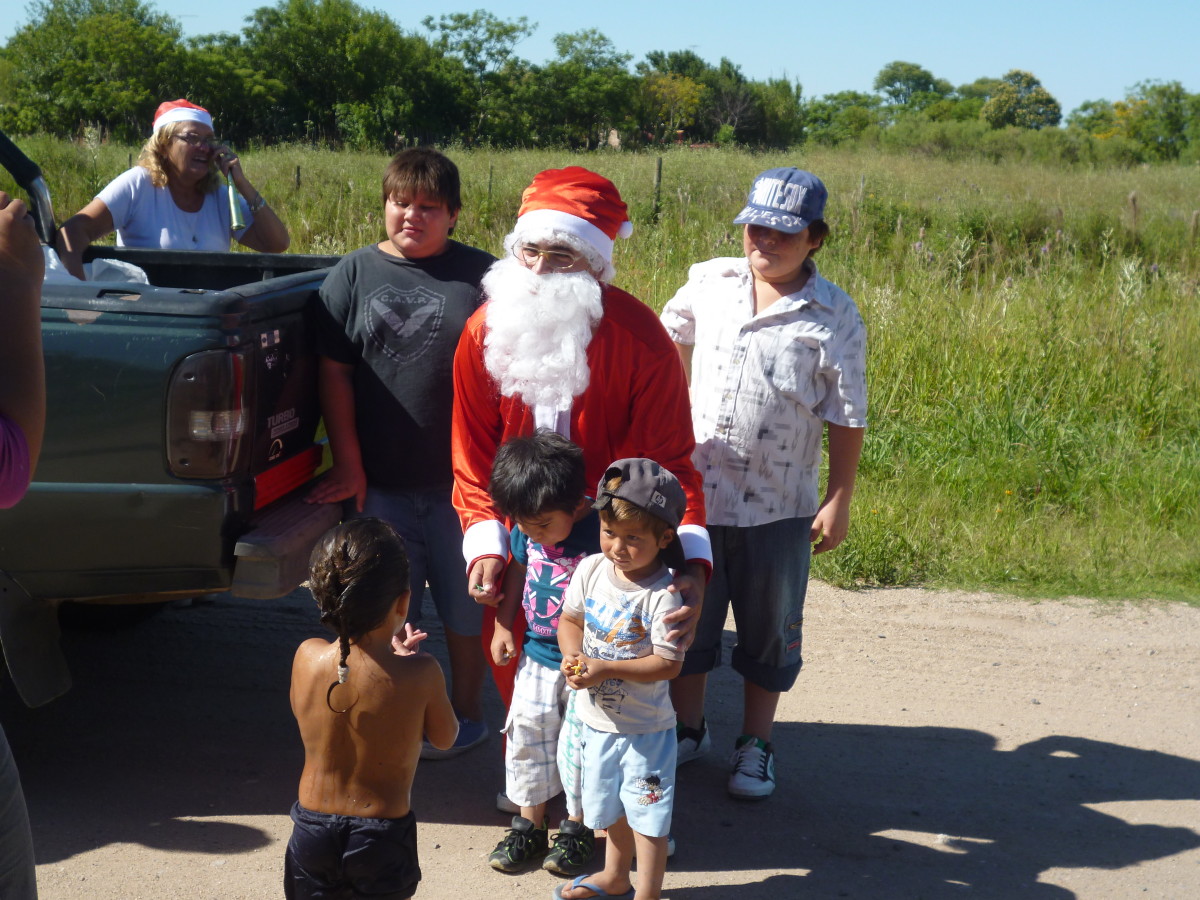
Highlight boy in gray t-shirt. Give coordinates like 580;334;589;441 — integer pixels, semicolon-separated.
307;148;496;757
557;458;686;900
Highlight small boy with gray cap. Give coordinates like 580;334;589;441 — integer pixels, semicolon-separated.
660;167;868;800
555;458;686;900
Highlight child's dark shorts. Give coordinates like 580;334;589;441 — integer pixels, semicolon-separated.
679;516;814;693
284;801;420;899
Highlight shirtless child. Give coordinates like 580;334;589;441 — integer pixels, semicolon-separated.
286;518;459;899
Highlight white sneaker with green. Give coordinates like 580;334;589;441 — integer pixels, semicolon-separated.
728;734;775;799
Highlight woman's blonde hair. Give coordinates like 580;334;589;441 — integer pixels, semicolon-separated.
137;121;222;194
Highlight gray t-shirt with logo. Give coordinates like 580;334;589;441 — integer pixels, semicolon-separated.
312;241;496;490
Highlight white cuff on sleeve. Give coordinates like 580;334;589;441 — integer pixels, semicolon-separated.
678;524;712;568
462;519;510;572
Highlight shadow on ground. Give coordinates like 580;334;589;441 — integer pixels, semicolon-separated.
3;591;1197;898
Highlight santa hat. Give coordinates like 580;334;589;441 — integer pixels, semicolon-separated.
152;99;213;133
512;167;632;276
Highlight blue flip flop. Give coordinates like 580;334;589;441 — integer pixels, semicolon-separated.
551;874;635;900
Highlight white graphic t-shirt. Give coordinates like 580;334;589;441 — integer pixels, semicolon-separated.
562;553;682;734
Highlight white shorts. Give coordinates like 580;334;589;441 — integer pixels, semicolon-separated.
579;725;675;837
503;655;582;813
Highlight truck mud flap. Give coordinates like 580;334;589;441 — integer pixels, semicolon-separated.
0;572;71;707
231;494;342;599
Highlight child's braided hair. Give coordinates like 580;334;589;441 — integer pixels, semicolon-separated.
305;518;410;711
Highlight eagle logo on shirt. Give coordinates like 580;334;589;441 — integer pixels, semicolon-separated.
365;284;445;363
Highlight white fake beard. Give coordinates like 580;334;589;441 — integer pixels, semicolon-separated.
482;256;603;411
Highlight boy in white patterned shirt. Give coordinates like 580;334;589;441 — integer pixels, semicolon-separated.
660;167;867;799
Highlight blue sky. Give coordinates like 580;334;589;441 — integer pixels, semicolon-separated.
3;0;1196;117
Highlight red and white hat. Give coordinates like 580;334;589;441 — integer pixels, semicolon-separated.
512;167;632;277
152;99;213;133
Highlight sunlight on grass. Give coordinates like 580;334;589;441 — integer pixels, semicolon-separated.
6;141;1197;602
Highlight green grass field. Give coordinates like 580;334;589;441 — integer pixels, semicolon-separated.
7;138;1199;602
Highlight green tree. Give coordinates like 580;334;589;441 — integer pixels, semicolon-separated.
873;60;947;106
980;69;1062;130
422;9;535;142
639;72;706;142
802;90;882;145
1067;99;1119;138
1123;80;1194;160
703;59;757;141
639;49;709;81
531;30;635;148
241;0;464;145
958;77;1003;102
747;77;806;147
177;33;286;146
0;0;183;140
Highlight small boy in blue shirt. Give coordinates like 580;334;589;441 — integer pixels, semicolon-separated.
485;430;598;877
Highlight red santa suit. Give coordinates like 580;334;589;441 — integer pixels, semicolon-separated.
451;283;711;706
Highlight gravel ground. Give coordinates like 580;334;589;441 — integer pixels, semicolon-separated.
4;582;1198;899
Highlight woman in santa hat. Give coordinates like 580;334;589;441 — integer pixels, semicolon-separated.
55;99;290;280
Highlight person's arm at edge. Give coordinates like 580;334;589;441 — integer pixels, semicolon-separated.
420;656;460;751
306;356;367;511
54;198;114;281
0;195;46;486
571;652;682;687
811;422;864;554
218;148;290;253
631;318;710;642
490;560;525;664
451;314;510;603
557;610;585;675
235;204;290;254
675;342;693;388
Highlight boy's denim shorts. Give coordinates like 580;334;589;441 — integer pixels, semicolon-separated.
679;516;814;693
359;486;481;637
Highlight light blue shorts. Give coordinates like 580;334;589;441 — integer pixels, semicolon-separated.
579;725;675;837
359;486;481;637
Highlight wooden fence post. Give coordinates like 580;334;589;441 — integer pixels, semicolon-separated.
653;157;662;223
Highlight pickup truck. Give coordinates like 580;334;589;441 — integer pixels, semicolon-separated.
0;131;343;707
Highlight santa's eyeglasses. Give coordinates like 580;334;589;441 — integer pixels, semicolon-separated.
513;244;584;272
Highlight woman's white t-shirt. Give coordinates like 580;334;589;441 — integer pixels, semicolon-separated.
96;166;251;250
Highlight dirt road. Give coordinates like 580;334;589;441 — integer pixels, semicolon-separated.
4;584;1198;899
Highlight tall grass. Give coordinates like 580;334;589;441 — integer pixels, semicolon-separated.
6;139;1198;602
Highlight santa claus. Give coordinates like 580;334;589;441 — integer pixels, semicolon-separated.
450;166;712;705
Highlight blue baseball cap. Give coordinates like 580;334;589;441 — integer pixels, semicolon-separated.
733;167;827;234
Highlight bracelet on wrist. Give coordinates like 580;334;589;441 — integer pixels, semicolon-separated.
248;194;267;213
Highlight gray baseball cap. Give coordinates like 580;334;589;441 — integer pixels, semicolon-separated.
733;167;827;234
592;458;687;570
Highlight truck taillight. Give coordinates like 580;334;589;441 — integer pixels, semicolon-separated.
188;409;247;440
166;348;249;478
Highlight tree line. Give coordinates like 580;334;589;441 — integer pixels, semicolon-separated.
1;0;1197;164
